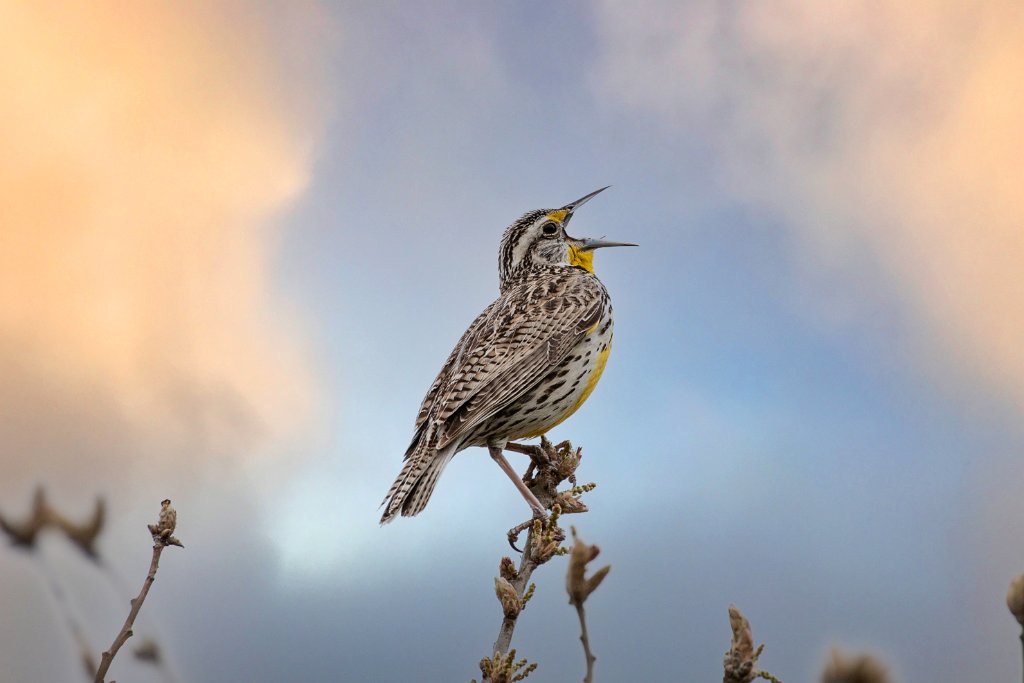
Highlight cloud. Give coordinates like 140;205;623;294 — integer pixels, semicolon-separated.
592;1;1024;411
0;2;332;486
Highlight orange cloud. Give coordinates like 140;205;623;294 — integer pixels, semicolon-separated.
594;1;1024;412
0;3;329;483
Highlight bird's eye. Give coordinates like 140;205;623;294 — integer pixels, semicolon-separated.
542;222;558;235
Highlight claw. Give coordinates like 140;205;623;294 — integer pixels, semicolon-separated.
506;507;549;553
507;520;533;552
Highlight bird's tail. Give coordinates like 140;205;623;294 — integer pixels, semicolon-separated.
380;439;457;525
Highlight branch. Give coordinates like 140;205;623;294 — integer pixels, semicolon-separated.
34;558;98;679
475;438;595;683
0;486;49;547
491;501;565;659
566;528;610;683
1008;574;1024;683
722;605;783;683
94;500;182;683
574;602;595;683
0;486;104;555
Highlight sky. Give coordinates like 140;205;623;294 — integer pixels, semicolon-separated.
1;1;1023;681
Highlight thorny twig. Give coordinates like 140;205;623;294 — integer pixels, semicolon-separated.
94;500;182;683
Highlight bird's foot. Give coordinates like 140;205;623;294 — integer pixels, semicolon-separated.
506;506;548;553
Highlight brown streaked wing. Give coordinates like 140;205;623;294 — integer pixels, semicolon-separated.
402;300;505;459
433;273;604;449
412;304;496;432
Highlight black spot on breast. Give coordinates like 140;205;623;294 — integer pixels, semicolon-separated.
553;387;575;404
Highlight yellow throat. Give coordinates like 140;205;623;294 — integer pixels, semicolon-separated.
567;243;595;273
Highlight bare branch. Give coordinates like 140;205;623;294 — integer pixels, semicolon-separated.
566;527;610;683
573;602;595;683
0;487;49;547
94;500;182;683
491;506;566;659
479;438;595;682
49;497;106;560
0;486;105;556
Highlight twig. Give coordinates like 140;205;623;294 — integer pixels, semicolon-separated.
723;605;783;683
574;599;595;682
491;507;562;657
94;500;182;683
1008;574;1024;683
492;437;587;657
0;486;104;555
477;438;594;682
566;528;609;683
34;555;97;679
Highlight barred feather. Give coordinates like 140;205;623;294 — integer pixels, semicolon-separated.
379;437;458;524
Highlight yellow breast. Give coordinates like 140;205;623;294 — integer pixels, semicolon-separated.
564;343;611;416
518;341;612;438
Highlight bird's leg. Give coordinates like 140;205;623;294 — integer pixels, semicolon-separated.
499;439;565;551
488;445;547;519
489;444;549;551
507;442;538;490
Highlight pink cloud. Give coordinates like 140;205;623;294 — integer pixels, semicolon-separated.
0;2;332;486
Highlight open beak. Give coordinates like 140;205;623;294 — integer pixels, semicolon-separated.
560;186;611;215
559;187;639;251
572;236;638;251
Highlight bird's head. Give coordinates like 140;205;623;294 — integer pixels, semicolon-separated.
498;187;636;290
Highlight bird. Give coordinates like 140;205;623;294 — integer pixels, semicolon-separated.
380;187;634;524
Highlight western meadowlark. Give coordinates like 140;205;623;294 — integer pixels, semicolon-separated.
380;187;634;524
